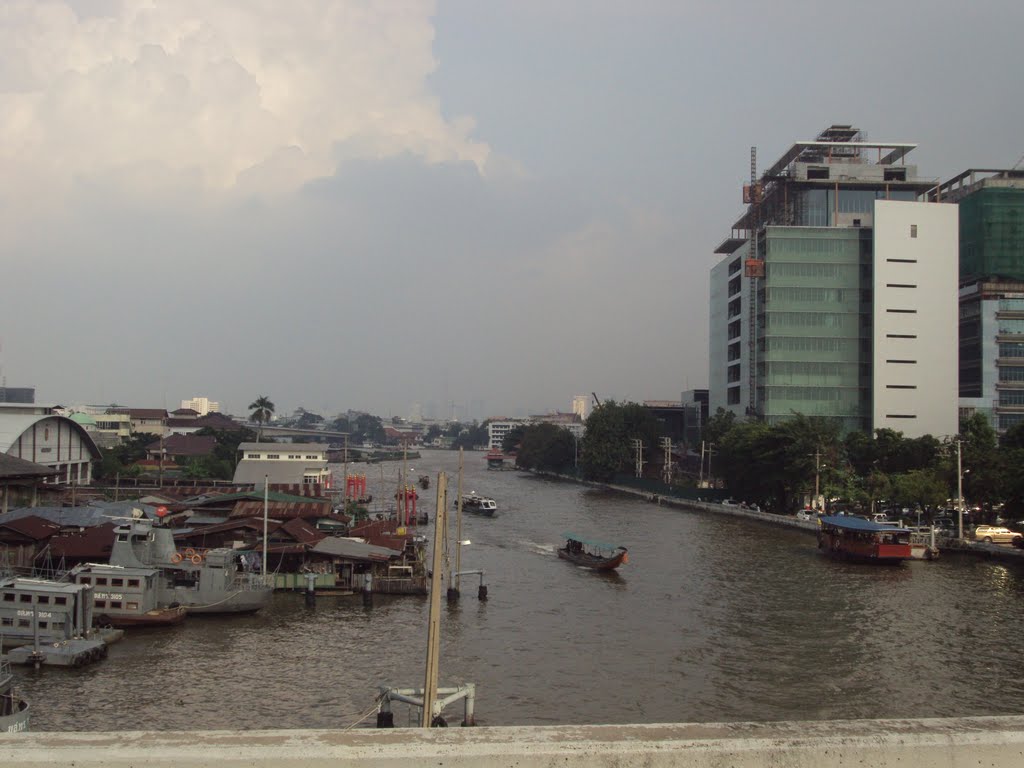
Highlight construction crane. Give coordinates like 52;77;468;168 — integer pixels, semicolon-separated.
591;392;602;407
743;147;764;416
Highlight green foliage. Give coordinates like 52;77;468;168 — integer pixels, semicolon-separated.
93;433;154;480
580;401;661;482
502;425;527;453
249;395;275;441
452;422;488;450
351;414;385;445
424;424;442;442
515;424;576;472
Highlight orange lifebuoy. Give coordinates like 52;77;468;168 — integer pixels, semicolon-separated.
184;548;196;557
190;554;203;565
171;552;183;563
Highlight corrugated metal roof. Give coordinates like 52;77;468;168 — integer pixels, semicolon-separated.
0;453;60;480
280;518;326;545
175;517;281;538
0;515;62;540
312;537;402;562
230;500;333;520
44;522;116;558
0;506;119;528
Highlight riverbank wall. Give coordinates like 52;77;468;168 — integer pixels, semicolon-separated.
538;471;1024;563
4;716;1024;767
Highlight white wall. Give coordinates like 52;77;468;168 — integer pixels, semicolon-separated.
872;200;958;438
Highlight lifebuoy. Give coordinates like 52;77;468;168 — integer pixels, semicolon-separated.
171;552;183;563
184;548;196;557
190;554;203;565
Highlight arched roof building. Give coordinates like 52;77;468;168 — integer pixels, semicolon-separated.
0;404;102;486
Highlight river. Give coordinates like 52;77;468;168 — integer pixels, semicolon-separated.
14;448;1024;730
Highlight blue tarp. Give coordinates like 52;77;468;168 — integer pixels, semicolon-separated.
819;516;902;533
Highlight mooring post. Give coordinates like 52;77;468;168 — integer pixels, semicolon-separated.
376;688;394;728
462;682;476;726
362;572;373;607
304;572;317;606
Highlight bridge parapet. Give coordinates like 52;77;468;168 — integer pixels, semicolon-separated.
3;716;1024;767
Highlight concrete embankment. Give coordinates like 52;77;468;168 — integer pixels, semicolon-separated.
4;717;1024;767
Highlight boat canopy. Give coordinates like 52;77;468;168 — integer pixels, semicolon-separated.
561;532;623;551
819;516;904;533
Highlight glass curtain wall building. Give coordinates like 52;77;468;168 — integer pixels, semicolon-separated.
709;125;957;437
936;169;1024;432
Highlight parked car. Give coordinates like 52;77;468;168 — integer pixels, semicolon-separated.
796;510;814;521
973;525;1024;545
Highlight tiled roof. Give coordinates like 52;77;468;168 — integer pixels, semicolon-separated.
230;499;333;520
280;518;326;545
108;408;167;419
144;434;217;457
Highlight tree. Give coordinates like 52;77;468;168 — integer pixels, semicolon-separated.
453;422;488;450
580;401;661;482
249;396;275;442
352;414;385;445
515;424;575;472
502;425;526;454
424;424;442;443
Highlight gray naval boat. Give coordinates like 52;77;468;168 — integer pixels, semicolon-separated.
1;659;30;732
109;518;273;614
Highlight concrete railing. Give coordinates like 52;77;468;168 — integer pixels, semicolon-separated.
3;717;1024;767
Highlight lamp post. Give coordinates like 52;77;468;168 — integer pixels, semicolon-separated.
956;439;964;540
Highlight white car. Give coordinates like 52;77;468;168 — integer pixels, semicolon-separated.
795;510;814;521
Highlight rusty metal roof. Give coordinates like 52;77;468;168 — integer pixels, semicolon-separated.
0;515;62;540
44;522;116;559
280;518;326;545
230;500;333;520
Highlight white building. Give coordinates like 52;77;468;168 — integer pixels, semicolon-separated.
709;125;958;437
0;403;101;485
572;395;590;421
232;442;331;489
180;397;220;416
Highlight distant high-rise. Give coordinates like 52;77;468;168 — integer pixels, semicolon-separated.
0;387;34;403
709;125;958;437
572;395;590;421
933;169;1024;432
180;396;220;416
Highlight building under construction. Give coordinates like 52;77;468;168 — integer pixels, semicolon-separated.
709;125;958;437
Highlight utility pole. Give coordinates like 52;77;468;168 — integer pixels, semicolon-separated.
956;439;964;540
812;448;823;511
699;441;706;488
706;442;716;489
455;449;463;595
661;437;673;484
631;439;645;478
422;472;447;727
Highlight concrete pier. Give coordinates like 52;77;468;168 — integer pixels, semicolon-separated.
2;717;1024;767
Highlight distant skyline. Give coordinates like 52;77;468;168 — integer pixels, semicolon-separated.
2;1;1022;418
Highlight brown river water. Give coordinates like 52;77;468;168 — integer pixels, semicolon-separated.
13;448;1024;730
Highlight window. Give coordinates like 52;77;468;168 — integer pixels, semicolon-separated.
807;167;830;180
288;454;300;459
127;602;139;611
2;593;13;603
19;594;32;603
95;578;108;586
727;388;741;405
111;578;124;587
38;621;48;629
305;455;318;460
128;579;140;588
887;258;917;264
247;453;261;459
886;309;917;314
886;284;917;289
886;414;917;419
17;619;30;628
110;601;123;609
54;596;67;605
37;595;50;604
910;224;918;238
887;359;917;364
886;334;917;339
267;454;280;459
95;600;106;608
79;576;91;585
886;384;917;389
0;617;10;626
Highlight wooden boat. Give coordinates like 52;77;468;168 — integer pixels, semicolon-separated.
557;533;628;571
817;516;912;563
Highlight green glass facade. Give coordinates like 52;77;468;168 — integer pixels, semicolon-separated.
758;227;872;432
960;187;1024;281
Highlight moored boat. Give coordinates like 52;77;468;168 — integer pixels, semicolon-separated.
109;518;273;614
817;516;913;563
557;533;628;571
71;563;188;628
1;659;30;733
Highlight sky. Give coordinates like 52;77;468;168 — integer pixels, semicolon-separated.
1;0;1022;421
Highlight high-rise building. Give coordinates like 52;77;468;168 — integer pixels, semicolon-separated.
709;125;958;437
180;397;220;416
571;395;590;421
0;387;34;403
932;169;1024;432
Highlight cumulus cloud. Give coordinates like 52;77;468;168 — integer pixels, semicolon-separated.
0;0;489;209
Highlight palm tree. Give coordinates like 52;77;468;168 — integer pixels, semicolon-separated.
249;396;275;442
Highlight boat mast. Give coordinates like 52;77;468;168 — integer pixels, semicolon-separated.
422;471;447;726
456;448;463;594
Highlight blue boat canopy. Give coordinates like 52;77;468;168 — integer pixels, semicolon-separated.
561;532;624;550
819;516;904;533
